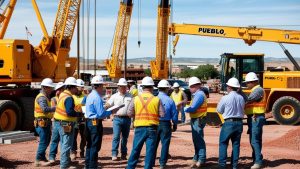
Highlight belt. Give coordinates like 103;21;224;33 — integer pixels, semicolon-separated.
36;117;51;121
114;115;130;118
224;118;243;122
87;118;103;122
54;119;74;124
247;114;265;117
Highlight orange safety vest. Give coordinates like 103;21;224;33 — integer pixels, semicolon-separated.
53;90;77;122
245;85;266;115
34;93;53;119
51;96;58;107
189;92;207;119
171;90;184;105
134;92;160;127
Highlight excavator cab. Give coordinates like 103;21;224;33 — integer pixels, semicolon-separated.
219;53;264;91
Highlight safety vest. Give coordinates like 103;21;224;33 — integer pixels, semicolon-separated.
130;86;138;97
53;90;77;122
34;93;53;119
171;90;184;105
245;85;266;115
51;96;58;107
73;93;85;113
189;93;207;119
134;92;160;127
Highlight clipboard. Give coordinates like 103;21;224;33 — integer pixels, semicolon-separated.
107;104;125;111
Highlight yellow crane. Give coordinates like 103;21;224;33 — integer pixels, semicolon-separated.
0;0;17;39
169;23;300;125
0;0;81;131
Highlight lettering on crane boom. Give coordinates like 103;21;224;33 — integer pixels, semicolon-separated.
198;27;225;34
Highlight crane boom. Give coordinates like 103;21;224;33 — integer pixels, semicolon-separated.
0;0;17;39
105;0;133;78
150;0;170;79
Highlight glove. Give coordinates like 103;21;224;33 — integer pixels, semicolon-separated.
172;124;177;132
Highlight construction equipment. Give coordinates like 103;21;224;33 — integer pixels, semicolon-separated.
105;0;133;78
0;0;16;39
169;23;300;125
0;0;81;131
150;0;170;79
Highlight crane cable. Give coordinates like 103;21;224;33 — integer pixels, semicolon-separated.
168;0;173;78
87;0;90;70
82;0;85;71
137;0;141;47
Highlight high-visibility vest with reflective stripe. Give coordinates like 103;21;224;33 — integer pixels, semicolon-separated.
134;92;160;127
51;96;58;107
53;90;77;122
73;93;85;113
171;90;184;105
130;87;138;97
189;93;207;119
245;85;266;115
34;93;53;119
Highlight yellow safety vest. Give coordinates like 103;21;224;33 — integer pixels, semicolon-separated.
51;96;58;107
189;93;207;119
130;87;138;97
53;90;77;122
171;90;184;105
134;92;160;127
245;85;266;115
34;93;53;119
73;93;85;113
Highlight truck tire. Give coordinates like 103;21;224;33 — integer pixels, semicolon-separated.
272;96;300;125
0;100;21;131
20;97;35;131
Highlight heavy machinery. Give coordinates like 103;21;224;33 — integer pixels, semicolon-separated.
0;0;16;39
169;23;300;125
105;0;170;80
0;0;81;131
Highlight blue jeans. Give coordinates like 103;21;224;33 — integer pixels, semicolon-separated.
127;126;158;169
191;117;206;163
85;119;103;169
181;106;185;123
219;120;243;168
35;123;51;161
155;121;172;167
55;121;75;169
49;121;60;161
112;117;131;157
71;122;86;156
247;115;265;165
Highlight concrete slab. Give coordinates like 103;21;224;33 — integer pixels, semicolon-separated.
0;133;34;144
4;136;36;144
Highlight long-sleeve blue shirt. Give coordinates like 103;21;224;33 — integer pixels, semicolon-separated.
217;91;245;119
85;90;111;119
64;97;78;117
185;89;205;113
158;92;178;124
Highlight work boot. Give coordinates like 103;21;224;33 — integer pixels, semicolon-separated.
121;154;127;160
251;163;262;169
112;156;118;161
160;165;166;169
70;152;76;161
190;160;197;168
196;161;206;168
34;160;51;167
48;159;55;165
80;152;85;158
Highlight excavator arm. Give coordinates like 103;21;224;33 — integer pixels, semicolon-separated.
0;0;17;39
105;0;133;78
150;0;170;79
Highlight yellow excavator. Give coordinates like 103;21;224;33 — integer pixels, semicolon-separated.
105;0;170;80
169;23;300;125
0;0;81;131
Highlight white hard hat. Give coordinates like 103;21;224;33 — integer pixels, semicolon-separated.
244;72;259;83
127;80;134;83
91;75;104;85
226;77;240;88
173;82;180;88
158;79;170;88
141;76;154;86
55;82;65;90
41;78;54;88
64;77;78;86
189;77;201;87
117;78;127;86
76;79;85;87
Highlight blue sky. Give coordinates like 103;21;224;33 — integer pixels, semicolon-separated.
3;0;300;61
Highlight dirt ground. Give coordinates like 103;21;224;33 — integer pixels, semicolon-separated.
0;119;299;169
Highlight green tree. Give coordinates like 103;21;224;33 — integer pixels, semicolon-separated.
177;68;193;80
192;64;219;80
144;68;151;76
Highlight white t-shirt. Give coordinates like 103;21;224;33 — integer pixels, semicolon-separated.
107;92;132;116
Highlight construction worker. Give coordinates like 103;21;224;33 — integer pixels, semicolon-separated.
71;79;87;159
49;82;65;164
170;82;188;123
155;79;178;169
244;72;266;169
53;77;80;169
184;77;208;168
217;78;245;169
106;78;132;161
128;80;138;97
34;78;56;167
126;76;165;169
85;75;112;169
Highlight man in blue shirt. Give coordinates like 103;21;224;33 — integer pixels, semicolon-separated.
154;80;178;169
217;78;245;169
85;75;111;169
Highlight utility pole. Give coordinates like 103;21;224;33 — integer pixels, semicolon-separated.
77;7;80;78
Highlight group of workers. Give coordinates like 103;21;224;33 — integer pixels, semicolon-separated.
33;71;265;169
